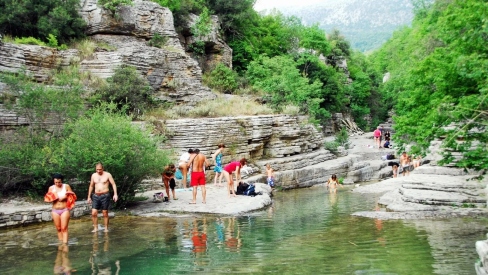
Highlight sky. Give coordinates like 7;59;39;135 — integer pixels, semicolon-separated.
254;0;329;11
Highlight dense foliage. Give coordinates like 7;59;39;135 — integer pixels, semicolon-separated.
96;65;155;118
55;104;169;207
0;71;169;206
370;0;488;174
0;0;86;44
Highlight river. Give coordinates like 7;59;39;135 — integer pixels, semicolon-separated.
0;186;485;274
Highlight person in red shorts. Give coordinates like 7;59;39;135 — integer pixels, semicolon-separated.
188;149;210;204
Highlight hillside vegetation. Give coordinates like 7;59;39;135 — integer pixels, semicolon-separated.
370;0;487;174
0;0;485;203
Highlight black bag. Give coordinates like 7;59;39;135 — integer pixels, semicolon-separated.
236;182;249;195
386;154;395;160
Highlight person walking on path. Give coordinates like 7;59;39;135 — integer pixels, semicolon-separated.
45;173;76;244
212;143;225;187
223;158;247;198
373;127;382;149
178;149;194;188
326;174;343;194
188;149;210;204
162;164;177;200
87;163;118;232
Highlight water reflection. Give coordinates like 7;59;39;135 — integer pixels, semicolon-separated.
54;244;73;275
89;232;120;275
0;187;484;274
224;217;241;252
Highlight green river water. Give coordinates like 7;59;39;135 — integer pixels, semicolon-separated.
0;186;486;274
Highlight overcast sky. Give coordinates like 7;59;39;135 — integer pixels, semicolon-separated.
254;0;333;11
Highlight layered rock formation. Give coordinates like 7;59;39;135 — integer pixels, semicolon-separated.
156;115;391;189
352;168;487;220
0;0;219;104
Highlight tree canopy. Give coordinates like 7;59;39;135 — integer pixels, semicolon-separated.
369;0;488;174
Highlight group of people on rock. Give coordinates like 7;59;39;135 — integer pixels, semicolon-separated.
391;151;422;178
162;143;277;204
373;126;392;149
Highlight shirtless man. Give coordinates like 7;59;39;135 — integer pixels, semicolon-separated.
188;149;209;204
399;152;409;177
87;163;118;232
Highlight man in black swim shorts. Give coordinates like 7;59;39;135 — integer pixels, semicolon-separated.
87;163;118;232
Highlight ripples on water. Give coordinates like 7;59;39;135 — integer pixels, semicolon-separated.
0;186;486;274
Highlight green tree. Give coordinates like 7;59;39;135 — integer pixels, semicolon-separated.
370;0;488;174
203;63;238;93
96;65;155;118
55;104;170;207
246;55;327;123
0;0;86;44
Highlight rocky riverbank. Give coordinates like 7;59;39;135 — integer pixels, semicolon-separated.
2;130;487;226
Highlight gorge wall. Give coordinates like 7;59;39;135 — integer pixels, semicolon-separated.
0;0;383;189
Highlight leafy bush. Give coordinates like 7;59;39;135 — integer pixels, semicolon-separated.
46;34;68;50
0;0;86;44
96;65;154;118
324;127;350;154
0;69;86;194
55;104;170;207
335;127;350;149
148;33;168;48
324;141;340;154
99;0;134;17
203;63;238;93
246;55;324;122
13;37;47;47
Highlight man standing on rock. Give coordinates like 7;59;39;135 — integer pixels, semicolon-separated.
400;152;409;177
87;162;118;232
188;149;209;204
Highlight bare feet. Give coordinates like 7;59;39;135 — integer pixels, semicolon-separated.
202;201;206;204
104;229;109;232
91;228;97;233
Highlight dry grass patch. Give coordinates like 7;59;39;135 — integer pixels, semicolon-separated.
145;95;275;120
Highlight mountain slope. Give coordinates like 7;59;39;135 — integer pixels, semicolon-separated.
277;0;414;52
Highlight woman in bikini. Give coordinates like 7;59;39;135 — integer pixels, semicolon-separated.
326;174;342;194
223;158;247;198
46;173;75;244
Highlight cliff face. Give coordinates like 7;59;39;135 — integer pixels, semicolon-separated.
0;0;229;104
0;0;381;188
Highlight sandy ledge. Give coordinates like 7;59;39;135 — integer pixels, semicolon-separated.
128;183;273;217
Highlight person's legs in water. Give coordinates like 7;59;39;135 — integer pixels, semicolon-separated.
102;210;109;232
91;208;99;232
52;209;70;243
